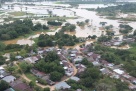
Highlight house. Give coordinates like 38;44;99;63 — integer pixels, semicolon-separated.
70;54;76;57
65;68;74;76
73;57;83;63
87;52;101;61
128;77;136;85
122;73;132;80
92;61;101;66
62;60;71;68
99;60;109;67
37;50;44;54
46;79;55;86
75;64;86;74
70;76;80;82
113;69;124;75
31;69;45;78
24;56;39;63
10;80;33;91
113;41;122;46
4;88;15;91
91;53;101;61
87;52;93;57
55;82;71;90
87;56;95;62
123;38;135;43
15;56;23;59
70;49;78;54
76;89;82;91
2;75;16;83
129;85;136;90
0;69;10;79
100;68;110;75
110;74;120;79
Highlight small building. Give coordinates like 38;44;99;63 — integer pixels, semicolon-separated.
0;69;10;79
10;80;33;91
92;61;101;66
55;82;71;90
2;75;16;83
73;58;83;63
75;64;86;74
70;54;76;57
31;69;45;78
113;69;124;75
24;56;39;64
100;68;110;75
15;56;23;60
70;76;80;82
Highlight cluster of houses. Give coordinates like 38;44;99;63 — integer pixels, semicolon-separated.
54;76;80;91
81;44;136;90
102;37;135;47
2;43;136;91
0;66;33;91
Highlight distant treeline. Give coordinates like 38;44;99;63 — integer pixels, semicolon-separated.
96;3;136;16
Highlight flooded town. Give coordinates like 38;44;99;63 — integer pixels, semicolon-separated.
0;0;136;91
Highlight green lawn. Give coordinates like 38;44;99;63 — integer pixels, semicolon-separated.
129;43;136;54
25;72;37;81
8;11;34;16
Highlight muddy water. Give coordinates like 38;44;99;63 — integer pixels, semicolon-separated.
64;39;95;50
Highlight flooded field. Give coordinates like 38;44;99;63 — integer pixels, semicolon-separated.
1;2;136;46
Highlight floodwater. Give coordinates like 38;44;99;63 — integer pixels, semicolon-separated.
1;2;136;46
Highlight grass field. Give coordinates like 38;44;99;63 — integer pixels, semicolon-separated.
25;72;37;81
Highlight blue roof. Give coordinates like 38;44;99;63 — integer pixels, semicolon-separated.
70;76;80;81
55;82;71;89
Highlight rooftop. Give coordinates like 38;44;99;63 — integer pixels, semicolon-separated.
55;82;71;90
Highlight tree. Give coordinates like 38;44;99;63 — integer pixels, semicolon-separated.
43;87;50;91
96;83;112;91
20;49;27;57
19;61;32;73
0;55;5;65
85;19;89;24
91;35;97;39
119;24;133;34
69;24;76;32
29;81;35;88
0;42;6;51
0;80;9;91
50;71;63;81
115;80;129;91
6;66;16;74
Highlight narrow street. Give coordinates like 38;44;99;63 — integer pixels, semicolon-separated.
14;55;77;91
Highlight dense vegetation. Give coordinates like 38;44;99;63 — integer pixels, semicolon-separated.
61;23;76;32
47;21;62;26
96;4;136;16
0;19;48;40
34;52;65;81
37;33;80;47
0;80;10;91
119;24;133;34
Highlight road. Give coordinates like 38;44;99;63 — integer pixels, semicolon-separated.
14;55;77;91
